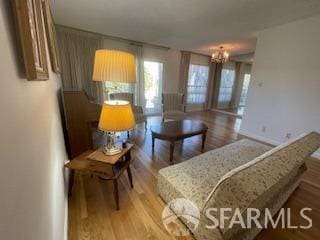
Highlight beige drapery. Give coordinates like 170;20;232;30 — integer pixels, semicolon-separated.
210;63;223;109
230;62;242;107
205;61;216;109
178;51;191;97
56;26;104;103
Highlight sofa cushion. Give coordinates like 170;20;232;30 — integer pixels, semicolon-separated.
204;131;320;235
228;168;304;240
158;139;272;210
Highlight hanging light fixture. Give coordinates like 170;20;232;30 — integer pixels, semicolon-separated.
211;46;229;63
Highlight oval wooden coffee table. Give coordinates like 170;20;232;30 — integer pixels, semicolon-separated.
150;120;208;163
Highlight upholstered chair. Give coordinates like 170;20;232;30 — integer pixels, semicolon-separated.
109;93;147;135
162;93;186;121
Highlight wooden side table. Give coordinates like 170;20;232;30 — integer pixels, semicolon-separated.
65;143;134;210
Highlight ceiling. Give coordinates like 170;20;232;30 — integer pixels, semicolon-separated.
51;0;320;56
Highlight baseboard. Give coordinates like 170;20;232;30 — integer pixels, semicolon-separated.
313;152;320;160
238;129;320;160
210;108;242;118
64;159;70;240
64;197;68;240
238;129;280;146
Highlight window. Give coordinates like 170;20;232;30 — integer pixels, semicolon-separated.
218;69;235;103
239;73;251;106
143;61;163;114
187;64;209;104
105;81;133;93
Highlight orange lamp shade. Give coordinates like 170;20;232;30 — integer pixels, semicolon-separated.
92;49;136;83
98;100;136;132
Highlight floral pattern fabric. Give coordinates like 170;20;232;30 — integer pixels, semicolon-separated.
158;139;272;209
158;132;320;240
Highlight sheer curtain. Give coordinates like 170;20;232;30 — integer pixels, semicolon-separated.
216;62;236;108
129;44;145;107
56;26;104;103
187;64;209;104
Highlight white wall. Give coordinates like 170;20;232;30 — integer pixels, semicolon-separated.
240;15;320;157
0;1;68;240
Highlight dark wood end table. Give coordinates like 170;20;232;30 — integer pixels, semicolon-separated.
65;143;134;210
150;120;208;162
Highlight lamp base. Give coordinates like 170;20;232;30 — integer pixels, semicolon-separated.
103;145;122;155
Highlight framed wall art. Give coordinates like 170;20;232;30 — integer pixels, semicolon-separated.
42;0;61;73
13;0;49;80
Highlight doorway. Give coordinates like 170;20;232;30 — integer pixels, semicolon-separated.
143;61;163;114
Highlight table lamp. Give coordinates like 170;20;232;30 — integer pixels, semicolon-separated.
92;49;136;95
92;49;136;155
98;100;136;155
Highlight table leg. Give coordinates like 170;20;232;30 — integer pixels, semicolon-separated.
170;141;175;163
127;166;133;188
113;180;120;210
68;169;75;197
125;149;131;161
152;135;155;150
202;131;207;151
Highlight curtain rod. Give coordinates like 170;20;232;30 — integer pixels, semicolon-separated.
55;24;171;51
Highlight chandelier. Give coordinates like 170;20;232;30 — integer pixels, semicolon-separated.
211;46;229;63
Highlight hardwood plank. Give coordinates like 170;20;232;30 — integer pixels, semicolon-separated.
68;111;320;240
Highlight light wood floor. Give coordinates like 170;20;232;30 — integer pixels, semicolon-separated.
68;111;320;240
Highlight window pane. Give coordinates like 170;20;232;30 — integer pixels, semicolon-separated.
218;69;235;103
239;74;251;106
144;61;163;114
105;81;133;93
187;64;209;104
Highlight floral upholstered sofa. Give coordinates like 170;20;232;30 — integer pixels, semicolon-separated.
158;132;320;240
